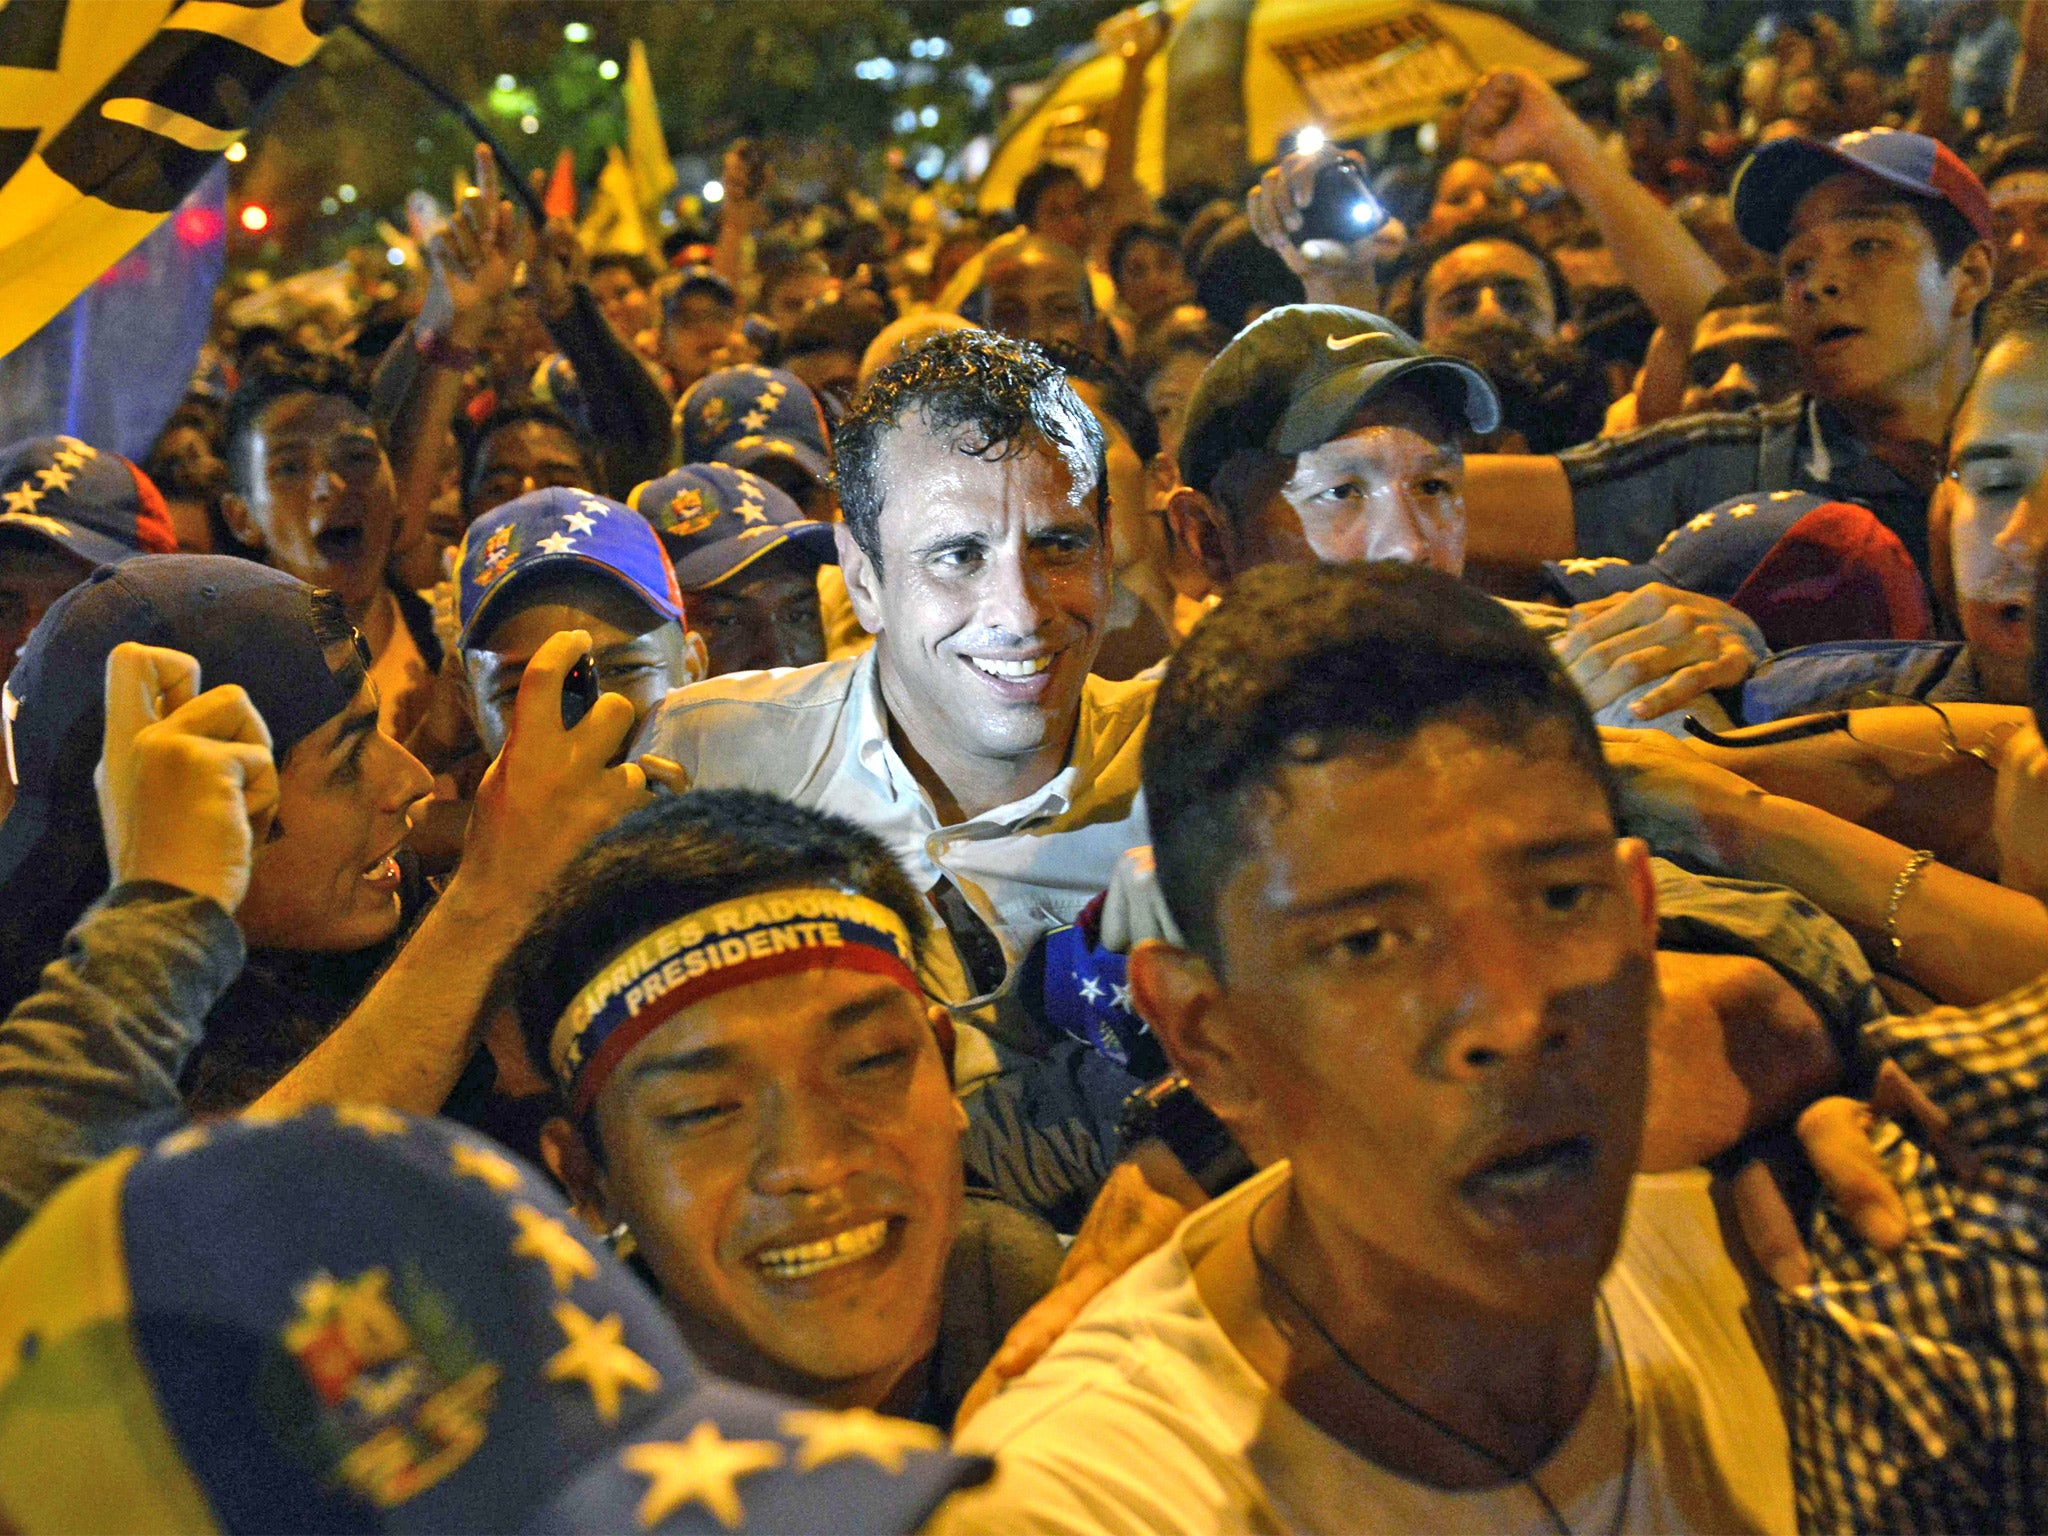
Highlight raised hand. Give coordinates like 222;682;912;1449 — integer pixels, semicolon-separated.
1245;145;1384;309
431;144;531;350
459;629;686;918
95;642;279;915
1460;66;1601;172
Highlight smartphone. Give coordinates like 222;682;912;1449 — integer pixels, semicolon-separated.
1296;157;1387;248
560;653;599;731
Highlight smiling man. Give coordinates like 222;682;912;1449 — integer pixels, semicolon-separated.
221;358;441;736
633;329;1150;1019
937;562;1796;1534
503;790;1065;1427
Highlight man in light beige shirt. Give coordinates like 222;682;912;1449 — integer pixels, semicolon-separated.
635;329;1153;1022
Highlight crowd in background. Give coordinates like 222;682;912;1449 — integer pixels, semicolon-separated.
6;1;2048;1530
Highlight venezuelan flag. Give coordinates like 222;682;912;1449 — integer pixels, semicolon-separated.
0;0;332;358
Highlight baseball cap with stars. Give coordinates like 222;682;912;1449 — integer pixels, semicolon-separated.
628;464;838;593
456;487;685;652
674;366;833;488
0;435;177;566
0;1106;988;1532
1542;490;1933;649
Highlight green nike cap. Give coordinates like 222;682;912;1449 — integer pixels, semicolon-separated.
1177;304;1500;499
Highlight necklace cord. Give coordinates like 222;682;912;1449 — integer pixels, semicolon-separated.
1246;1186;1637;1536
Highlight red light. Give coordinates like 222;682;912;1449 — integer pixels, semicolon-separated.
175;206;224;247
238;204;269;233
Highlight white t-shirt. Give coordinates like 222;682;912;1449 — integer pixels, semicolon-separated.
940;1163;1793;1536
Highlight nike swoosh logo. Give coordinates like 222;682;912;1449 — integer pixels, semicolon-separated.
1325;331;1389;351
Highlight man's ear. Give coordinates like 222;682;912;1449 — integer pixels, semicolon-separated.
1953;240;1996;322
680;629;710;686
1128;939;1263;1145
539;1116;614;1239
834;522;885;634
1165;485;1235;594
219;491;264;553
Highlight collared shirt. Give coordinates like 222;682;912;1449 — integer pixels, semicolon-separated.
632;648;1155;1021
1560;395;1934;574
1768;974;2048;1532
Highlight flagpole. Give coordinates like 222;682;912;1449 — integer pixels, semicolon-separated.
322;8;548;227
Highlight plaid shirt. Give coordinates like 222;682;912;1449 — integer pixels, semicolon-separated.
1769;973;2048;1533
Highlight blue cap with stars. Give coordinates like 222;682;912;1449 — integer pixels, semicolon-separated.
1542;490;1933;649
456;487;686;651
1544;490;1846;603
0;1107;990;1533
628;464;838;593
674;366;833;489
0;434;177;566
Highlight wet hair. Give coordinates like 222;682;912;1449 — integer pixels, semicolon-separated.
1014;162;1086;229
1038;340;1161;461
458;401;597;508
834;328;1107;569
502;790;930;1107
1145;562;1615;964
222;353;372;494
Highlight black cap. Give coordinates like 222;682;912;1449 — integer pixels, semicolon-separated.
1;556;364;913
1177;305;1500;498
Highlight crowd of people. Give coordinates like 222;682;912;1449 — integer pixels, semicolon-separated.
4;1;2048;1529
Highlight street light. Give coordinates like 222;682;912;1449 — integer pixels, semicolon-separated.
1005;7;1033;26
239;204;270;232
563;21;589;43
224;140;248;163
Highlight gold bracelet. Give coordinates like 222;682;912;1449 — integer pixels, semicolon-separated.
1882;848;1937;965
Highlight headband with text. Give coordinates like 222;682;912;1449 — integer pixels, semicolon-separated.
551;888;921;1116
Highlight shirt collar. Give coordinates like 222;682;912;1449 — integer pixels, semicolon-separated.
847;646;1078;830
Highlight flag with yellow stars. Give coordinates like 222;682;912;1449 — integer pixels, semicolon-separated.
0;1104;988;1533
0;0;335;358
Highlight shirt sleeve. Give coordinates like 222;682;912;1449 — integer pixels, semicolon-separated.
541;283;673;498
1559;413;1769;561
1768;976;2048;1532
0;882;245;1245
1650;860;1889;1063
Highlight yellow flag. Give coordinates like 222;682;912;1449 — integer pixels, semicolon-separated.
581;144;650;256
622;38;675;217
0;0;331;358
